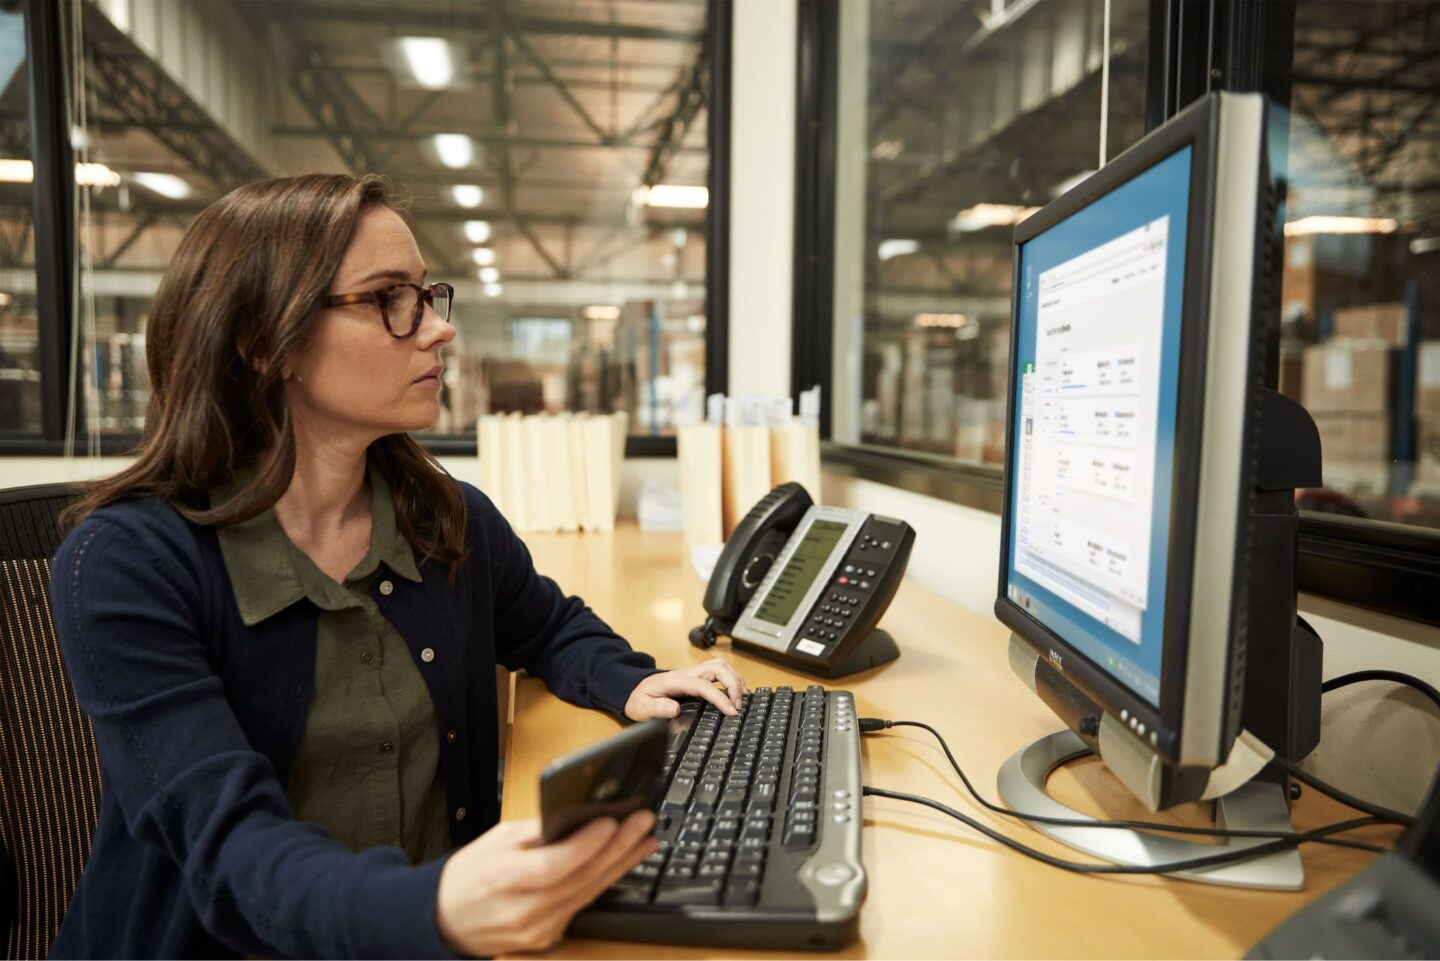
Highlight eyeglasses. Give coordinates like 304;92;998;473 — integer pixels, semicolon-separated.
324;282;455;338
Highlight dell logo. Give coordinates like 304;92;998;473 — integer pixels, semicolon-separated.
1047;649;1064;671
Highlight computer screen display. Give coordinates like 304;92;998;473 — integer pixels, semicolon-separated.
1005;146;1192;707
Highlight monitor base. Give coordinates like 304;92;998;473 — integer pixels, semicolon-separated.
997;729;1305;890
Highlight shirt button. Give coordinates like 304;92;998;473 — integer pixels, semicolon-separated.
421;647;435;663
379;579;394;596
446;730;458;743
454;807;467;822
360;651;375;665
380;741;394;754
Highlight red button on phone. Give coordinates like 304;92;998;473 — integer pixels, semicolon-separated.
838;576;850;585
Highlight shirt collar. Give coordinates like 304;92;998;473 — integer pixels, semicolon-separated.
214;461;423;627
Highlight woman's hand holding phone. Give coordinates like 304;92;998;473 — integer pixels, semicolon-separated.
435;811;657;956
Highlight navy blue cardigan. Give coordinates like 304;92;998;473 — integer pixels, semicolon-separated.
48;483;660;959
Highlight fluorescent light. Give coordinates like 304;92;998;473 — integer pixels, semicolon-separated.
470;246;496;266
478;267;500;284
132;172;192;199
1411;237;1440;255
78;163;121;187
877;239;919;261
950;203;1040;232
434;134;474;168
399;37;454;89
1284;215;1398;237
634;184;709;209
0;160;121;187
452;185;483;208
582;304;621;321
913;312;969;329
463;220;491;244
484;283;503;297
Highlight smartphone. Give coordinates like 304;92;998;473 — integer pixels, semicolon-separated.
539;718;670;845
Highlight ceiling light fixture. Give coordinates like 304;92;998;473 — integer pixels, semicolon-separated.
452;185;484;208
470;245;496;265
877;239;920;261
950;203;1040;232
478;266;500;284
132;172;192;199
581;305;621;321
434;134;474;168
463;220;492;244
0;160;121;187
399;37;454;89
634;184;709;209
913;312;969;328
1284;215;1398;237
484;283;503;298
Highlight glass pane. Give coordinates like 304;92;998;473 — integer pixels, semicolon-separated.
1283;0;1440;531
0;7;40;434
831;0;1150;464
73;0;708;439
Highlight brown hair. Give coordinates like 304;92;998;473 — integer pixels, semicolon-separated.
62;173;468;573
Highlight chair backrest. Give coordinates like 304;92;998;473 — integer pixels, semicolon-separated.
0;484;103;960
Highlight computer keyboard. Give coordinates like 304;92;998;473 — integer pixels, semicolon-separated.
570;685;865;951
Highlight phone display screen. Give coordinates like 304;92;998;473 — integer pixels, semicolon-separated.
754;519;850;626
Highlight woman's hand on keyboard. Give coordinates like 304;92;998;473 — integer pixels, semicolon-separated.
623;658;748;720
435;810;657;955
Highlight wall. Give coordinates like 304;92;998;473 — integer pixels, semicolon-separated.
726;0;797;399
822;468;1440;815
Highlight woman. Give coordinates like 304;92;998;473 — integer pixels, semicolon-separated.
50;173;747;959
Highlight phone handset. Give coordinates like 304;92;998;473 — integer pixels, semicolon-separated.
688;482;814;650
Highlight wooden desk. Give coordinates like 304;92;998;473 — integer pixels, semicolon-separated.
502;526;1395;959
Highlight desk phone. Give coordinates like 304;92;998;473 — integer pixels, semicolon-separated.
688;483;913;677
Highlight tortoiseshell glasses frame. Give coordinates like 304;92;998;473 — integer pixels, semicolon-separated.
323;282;454;338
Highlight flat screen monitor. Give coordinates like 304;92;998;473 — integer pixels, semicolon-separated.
995;92;1283;807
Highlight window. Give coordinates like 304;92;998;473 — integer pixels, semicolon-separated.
1279;0;1440;533
9;0;722;451
797;0;1440;623
0;7;39;435
826;0;1151;467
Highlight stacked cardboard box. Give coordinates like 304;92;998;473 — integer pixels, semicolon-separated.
1418;341;1440;485
1332;303;1407;345
1302;340;1397;471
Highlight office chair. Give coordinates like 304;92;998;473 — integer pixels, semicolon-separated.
0;483;102;961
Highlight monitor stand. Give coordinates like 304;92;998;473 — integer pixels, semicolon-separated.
997;730;1304;890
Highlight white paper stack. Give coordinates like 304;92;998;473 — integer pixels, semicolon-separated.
678;421;723;548
475;411;628;533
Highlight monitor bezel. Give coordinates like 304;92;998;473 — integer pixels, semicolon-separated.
995;94;1222;764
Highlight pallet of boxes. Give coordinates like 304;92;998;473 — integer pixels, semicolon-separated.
1419;340;1440;491
1301;304;1406;496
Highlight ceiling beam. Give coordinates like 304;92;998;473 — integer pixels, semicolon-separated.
250;2;702;44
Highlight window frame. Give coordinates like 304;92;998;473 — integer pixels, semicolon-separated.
791;0;1440;628
2;0;738;462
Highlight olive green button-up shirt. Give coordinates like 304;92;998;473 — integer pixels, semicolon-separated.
214;469;451;865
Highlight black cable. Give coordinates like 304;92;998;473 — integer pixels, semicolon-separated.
1322;670;1440;713
863;785;1389;874
1267;753;1415;828
861;717;1408;840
